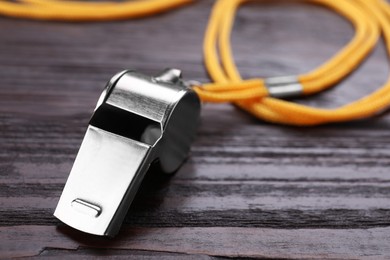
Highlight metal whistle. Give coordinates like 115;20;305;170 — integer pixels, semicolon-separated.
54;69;201;237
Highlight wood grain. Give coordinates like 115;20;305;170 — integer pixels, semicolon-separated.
1;0;390;258
2;225;390;259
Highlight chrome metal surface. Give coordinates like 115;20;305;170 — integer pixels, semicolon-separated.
154;68;182;84
265;76;303;98
54;69;201;237
182;80;202;88
71;199;102;218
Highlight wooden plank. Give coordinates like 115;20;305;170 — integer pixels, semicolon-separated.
0;0;390;258
36;249;212;259
1;225;390;259
1;113;390;230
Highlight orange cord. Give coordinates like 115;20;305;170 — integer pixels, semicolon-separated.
0;0;192;21
194;0;390;125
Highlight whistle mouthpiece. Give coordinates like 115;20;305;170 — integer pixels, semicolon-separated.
54;69;201;236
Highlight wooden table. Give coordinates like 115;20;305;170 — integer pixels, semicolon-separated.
1;1;390;258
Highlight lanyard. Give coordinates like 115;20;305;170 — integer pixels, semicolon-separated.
1;0;389;125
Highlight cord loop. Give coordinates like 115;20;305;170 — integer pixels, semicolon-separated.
194;0;390;125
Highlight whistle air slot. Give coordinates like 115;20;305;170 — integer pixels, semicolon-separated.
90;104;162;146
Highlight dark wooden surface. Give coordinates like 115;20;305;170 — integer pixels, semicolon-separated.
1;0;390;258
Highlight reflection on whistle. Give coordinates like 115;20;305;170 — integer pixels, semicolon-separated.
54;69;200;236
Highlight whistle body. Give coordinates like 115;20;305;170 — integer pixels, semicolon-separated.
54;69;200;236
